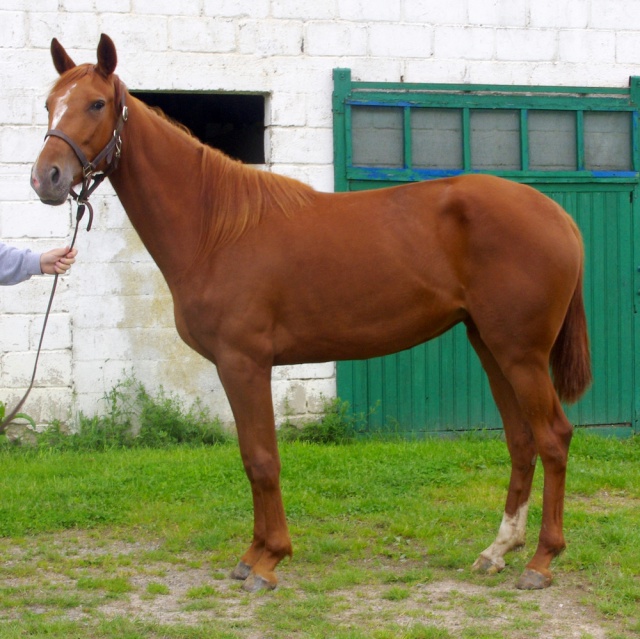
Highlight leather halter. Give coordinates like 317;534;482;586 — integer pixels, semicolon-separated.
44;77;128;227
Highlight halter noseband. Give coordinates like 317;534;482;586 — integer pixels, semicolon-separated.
44;78;128;228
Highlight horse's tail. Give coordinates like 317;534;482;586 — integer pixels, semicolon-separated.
550;254;592;404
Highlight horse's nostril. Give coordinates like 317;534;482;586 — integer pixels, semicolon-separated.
50;166;60;185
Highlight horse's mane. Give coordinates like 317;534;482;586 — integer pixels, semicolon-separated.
141;101;318;254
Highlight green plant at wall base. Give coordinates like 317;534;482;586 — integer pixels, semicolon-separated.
278;398;376;444
34;377;230;451
0;400;36;429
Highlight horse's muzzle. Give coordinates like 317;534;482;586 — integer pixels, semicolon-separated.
30;161;72;206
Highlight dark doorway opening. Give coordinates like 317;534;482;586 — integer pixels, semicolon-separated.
130;92;266;164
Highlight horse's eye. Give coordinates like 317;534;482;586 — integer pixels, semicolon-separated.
91;100;106;111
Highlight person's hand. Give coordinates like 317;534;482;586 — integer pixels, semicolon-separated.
40;246;78;275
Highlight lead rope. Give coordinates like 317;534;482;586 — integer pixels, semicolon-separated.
0;201;91;434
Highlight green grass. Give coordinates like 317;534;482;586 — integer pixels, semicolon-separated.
0;433;636;638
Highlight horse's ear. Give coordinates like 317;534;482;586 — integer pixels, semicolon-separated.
96;34;117;77
51;38;76;75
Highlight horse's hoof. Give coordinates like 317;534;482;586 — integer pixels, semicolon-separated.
242;572;277;593
472;554;504;574
516;568;552;590
230;561;252;581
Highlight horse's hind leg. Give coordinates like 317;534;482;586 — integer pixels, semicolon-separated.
504;361;573;589
467;324;537;575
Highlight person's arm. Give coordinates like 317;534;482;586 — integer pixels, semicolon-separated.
0;243;42;286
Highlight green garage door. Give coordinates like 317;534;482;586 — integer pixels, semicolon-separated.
333;71;640;437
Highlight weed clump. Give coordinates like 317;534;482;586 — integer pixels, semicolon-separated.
278;398;368;444
32;377;230;451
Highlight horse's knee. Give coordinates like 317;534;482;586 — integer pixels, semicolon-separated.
243;452;281;488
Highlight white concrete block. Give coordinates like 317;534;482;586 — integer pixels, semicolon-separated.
97;14;168;52
0;126;48;164
238;19;304;57
0;11;27;48
268;126;334;164
495;28;557;62
133;0;201;15
529;0;589;29
30;313;72;351
403;0;468;25
169;17;237;53
204;0;270;19
305;21;368;57
559;29;615;64
1;350;72;388
0;316;30;352
434;26;495;60
338;0;401;22
617;31;640;65
273;0;337;20
29;11;100;49
468;0;527;27
368;23;433;58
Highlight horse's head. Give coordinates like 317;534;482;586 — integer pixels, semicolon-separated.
31;34;123;205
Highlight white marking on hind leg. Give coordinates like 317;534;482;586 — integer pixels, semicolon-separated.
474;503;529;573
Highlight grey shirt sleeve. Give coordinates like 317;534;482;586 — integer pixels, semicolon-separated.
0;242;42;286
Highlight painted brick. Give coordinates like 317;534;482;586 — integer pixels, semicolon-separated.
616;31;640;65
369;23;433;58
495;28;557;62
0;201;70;238
29;313;72;351
169;17;237;53
29;12;100;49
238;19;304;57
273;0;337;20
468;0;527;27
0;316;30;352
97;14;168;52
0;96;35;126
338;0;401;22
133;0;200;15
269;93;308;127
434;26;496;61
62;0;129;10
559;30;616;64
268;126;334;164
0;168;36;201
0;126;47;164
590;0;634;29
1;350;72;388
204;0;270;18
529;0;589;29
305;21;368;57
402;0;468;25
0;11;26;48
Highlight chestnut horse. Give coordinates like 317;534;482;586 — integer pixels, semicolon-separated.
31;35;591;592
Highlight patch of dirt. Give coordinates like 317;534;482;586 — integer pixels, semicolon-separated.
0;532;630;638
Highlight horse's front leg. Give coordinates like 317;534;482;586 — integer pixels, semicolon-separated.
218;354;292;592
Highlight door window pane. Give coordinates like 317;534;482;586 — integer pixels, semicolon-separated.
584;111;632;171
351;106;403;167
411;108;463;170
470;110;520;170
529;111;577;171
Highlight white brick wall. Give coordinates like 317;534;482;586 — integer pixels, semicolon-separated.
1;0;640;431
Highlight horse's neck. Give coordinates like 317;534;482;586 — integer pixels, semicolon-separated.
108;97;206;282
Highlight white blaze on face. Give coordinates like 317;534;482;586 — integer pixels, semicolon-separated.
50;83;77;129
477;502;529;572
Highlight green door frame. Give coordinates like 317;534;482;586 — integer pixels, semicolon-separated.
333;69;640;437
